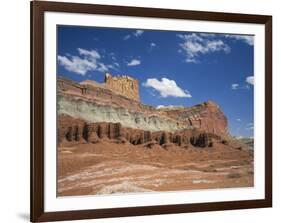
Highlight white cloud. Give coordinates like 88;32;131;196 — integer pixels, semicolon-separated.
113;62;120;67
109;52;117;61
123;35;131;40
143;77;192;98
148;43;157;52
177;33;230;63
156;105;184;109
199;33;216;38
106;63;119;71
235;135;244;139
231;83;239;90
57;55;98;75
156;105;165;109
77;48;100;59
246;76;254;85
236;118;241;122
185;58;198;63
224;34;254;46
246;122;254;131
134;30;144;37
123;30;144;40
58;48;118;75
97;63;109;72
127;59;141;66
231;76;254;91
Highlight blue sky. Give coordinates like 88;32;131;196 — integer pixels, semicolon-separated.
57;25;254;137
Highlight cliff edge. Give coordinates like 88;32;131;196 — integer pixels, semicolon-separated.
57;75;228;136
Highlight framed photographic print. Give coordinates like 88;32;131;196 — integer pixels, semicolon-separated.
31;1;272;222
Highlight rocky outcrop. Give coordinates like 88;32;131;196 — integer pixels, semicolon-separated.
58;115;223;148
104;73;140;101
163;101;228;136
58;76;228;136
57;94;186;132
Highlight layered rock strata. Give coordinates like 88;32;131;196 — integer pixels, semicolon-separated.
58;76;228;136
58;115;227;149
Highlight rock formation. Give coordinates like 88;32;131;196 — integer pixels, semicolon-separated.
162;101;228;136
58;114;227;149
104;73;140;101
57;75;228;136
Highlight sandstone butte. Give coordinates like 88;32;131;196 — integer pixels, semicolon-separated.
57;73;250;151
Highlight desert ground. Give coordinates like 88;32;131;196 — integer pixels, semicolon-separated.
58;139;253;196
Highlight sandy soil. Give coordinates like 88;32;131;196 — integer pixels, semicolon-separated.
58;140;253;196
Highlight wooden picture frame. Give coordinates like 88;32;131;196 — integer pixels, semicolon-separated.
31;1;272;222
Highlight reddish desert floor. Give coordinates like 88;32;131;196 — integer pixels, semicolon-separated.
58;139;253;196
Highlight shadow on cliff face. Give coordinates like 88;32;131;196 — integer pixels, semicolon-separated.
58;114;250;151
59;116;213;148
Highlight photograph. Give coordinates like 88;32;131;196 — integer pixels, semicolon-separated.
57;25;255;197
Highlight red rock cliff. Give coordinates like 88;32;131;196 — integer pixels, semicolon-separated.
163;101;228;136
58;114;222;148
57;76;229;137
